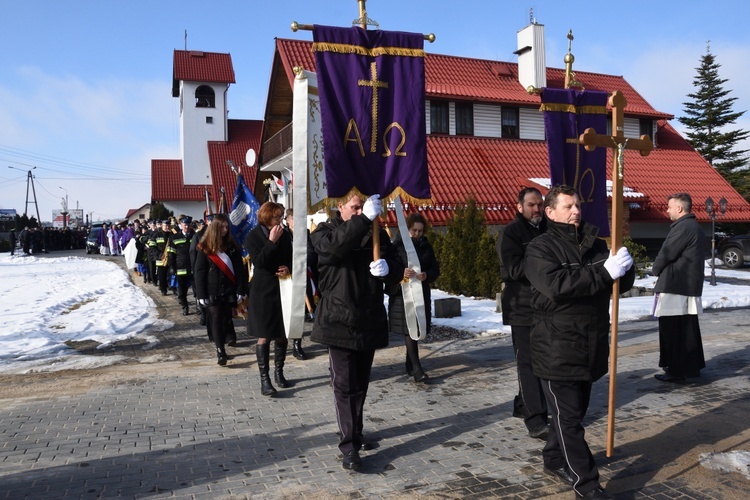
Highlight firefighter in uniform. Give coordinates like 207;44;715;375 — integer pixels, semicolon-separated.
146;220;160;287
153;220;170;296
169;216;195;315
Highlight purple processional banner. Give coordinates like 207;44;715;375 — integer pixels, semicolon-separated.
312;25;430;204
541;88;610;236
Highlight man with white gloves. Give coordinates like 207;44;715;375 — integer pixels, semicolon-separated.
310;193;403;472
524;185;635;500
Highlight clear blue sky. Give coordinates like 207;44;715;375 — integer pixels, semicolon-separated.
1;0;748;222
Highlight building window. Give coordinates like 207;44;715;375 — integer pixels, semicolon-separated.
640;119;654;140
206;116;213;124
195;85;215;108
502;107;519;138
430;101;449;134
455;102;474;136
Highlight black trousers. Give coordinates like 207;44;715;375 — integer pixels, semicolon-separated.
176;274;191;307
328;346;375;454
157;265;168;294
148;258;158;285
541;379;600;496
207;302;232;351
512;325;548;430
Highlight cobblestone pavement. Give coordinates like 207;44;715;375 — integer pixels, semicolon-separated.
1;253;749;499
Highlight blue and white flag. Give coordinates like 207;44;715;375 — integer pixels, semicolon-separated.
229;174;261;257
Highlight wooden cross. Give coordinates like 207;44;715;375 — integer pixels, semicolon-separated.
578;90;653;458
358;61;389;153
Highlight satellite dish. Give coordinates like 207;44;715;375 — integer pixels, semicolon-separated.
245;149;257;167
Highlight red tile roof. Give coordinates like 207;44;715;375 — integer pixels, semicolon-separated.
274;38;750;225
207;120;263;210
151;120;263;209
172;50;236;97
275;38;672;119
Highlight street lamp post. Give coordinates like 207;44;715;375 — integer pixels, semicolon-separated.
705;196;728;286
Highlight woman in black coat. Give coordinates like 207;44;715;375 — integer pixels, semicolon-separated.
194;214;248;366
244;202;293;396
387;213;440;382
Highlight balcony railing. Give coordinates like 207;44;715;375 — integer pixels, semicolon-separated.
260;122;293;165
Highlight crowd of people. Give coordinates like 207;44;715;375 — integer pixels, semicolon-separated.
10;187;707;499
9;226;88;255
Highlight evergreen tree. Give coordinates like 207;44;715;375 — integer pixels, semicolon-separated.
678;45;749;197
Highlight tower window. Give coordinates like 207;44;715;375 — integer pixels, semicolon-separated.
206;116;213;124
195;85;215;108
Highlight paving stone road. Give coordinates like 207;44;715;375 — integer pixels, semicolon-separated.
1;252;749;499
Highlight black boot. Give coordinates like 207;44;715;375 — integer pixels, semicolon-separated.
216;346;227;366
274;343;290;388
292;338;306;360
406;337;428;382
256;343;277;396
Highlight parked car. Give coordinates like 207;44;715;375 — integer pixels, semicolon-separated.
719;233;750;268
86;227;102;254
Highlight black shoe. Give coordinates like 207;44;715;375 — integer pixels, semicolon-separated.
218;356;227;366
199;311;207;326
413;369;429;383
576;486;612;499
357;434;377;451
182;306;189;316
161;291;168;296
529;423;550;440
292;339;306;360
342;450;362;471
654;372;686;383
544;465;575;485
227;339;237;347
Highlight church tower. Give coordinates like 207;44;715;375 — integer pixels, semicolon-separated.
172;50;236;185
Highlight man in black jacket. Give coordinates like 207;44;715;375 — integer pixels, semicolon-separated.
525;185;635;500
310;193;402;472
652;193;707;383
169;216;195;315
497;187;548;440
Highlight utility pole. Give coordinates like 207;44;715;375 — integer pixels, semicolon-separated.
8;166;42;225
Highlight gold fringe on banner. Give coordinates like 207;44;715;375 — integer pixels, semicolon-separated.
312;42;425;58
539;103;608;114
308;186;433;219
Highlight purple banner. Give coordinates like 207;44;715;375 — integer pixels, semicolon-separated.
313;25;430;203
542;88;609;236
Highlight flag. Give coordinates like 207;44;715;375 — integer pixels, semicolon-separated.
229;174;261;256
312;25;430;205
541;88;610;236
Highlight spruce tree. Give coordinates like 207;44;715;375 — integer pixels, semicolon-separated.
678;44;749;197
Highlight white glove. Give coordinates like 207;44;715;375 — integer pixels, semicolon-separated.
198;299;208;307
362;194;382;221
369;259;389;277
603;253;625;280
236;294;246;304
614;246;634;271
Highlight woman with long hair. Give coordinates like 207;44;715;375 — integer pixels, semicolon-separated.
387;212;440;382
194;214;247;366
245;202;293;396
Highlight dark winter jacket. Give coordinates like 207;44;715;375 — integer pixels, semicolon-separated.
497;212;546;326
168;229;195;276
194;243;248;305
524;219;635;382
386;235;439;336
652;213;707;297
310;214;402;351
244;224;292;339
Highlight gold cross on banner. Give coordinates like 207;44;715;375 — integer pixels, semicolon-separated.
358;61;389;153
577;90;652;459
